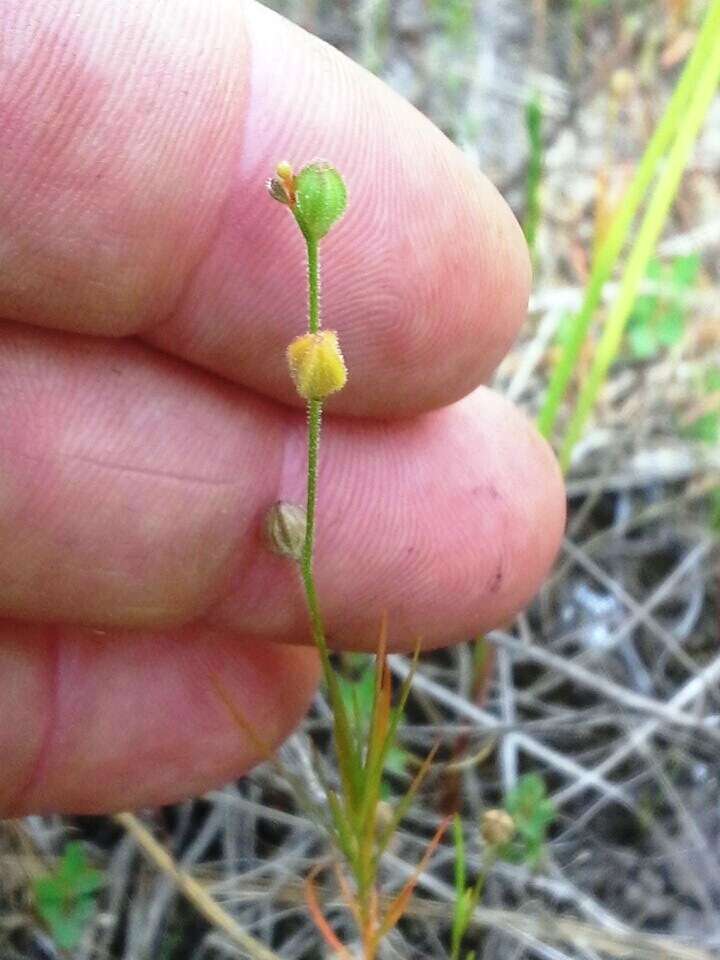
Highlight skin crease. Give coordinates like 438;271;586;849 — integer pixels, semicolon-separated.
0;0;566;814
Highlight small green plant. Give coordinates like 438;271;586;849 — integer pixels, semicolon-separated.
450;806;517;960
523;93;543;257
539;0;720;470
450;775;553;959
427;0;474;42
450;815;483;960
33;842;104;951
267;160;446;960
682;366;720;445
684;411;719;444
338;654;410;798
497;773;555;867
626;253;700;358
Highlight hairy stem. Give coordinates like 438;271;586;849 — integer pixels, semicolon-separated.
307;236;320;334
299;236;333;680
301;396;328;659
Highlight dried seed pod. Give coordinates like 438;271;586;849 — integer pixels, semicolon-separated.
481;809;515;847
265;501;307;560
267;176;290;205
287;330;347;400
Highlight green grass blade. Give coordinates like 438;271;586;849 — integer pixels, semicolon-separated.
559;39;720;469
523;93;543;255
453;814;466;897
375;742;441;860
537;0;720;441
326;790;359;869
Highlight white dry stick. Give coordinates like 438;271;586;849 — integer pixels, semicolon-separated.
488;631;720;737
553;652;720;807
561;536;713;676
388;656;625;802
497;646;520;794
114;812;283;960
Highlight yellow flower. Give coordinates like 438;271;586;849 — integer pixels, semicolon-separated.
287;331;347;400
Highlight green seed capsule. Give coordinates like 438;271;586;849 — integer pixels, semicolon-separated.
293;161;347;242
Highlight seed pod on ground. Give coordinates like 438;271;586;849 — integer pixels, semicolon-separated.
481;809;515;847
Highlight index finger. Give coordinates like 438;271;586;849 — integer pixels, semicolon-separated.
0;0;530;418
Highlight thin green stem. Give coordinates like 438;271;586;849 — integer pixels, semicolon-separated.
298;238;334;686
523;93;543;256
537;0;720;440
559;40;720;469
307;237;320;334
300;397;328;660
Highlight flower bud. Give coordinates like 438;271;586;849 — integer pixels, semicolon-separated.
265;501;307;560
275;160;294;181
293;161;347;242
267;176;290;205
267;161;296;206
287;331;347;400
481;809;515;847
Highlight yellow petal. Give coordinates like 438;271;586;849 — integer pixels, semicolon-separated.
287;331;347;400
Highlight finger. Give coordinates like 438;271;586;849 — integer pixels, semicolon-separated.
0;325;564;645
0;622;319;815
0;0;530;418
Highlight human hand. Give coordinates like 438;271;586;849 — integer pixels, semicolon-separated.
0;0;564;815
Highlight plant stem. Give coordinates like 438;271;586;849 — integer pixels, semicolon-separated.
300;233;327;662
523;92;543;256
558;37;720;470
300;396;328;661
537;0;720;441
299;235;333;679
307;237;320;334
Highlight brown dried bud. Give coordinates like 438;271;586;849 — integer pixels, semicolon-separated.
264;501;306;560
267;176;290;205
267;161;297;206
481;809;515;847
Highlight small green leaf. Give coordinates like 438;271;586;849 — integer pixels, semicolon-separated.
704;367;720;393
293;162;347;242
34;843;103;951
627;254;699;359
384;744;408;776
628;323;658;359
500;773;556;867
684;412;719;444
671;252;701;287
656;308;684;346
630;291;659;328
